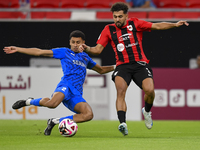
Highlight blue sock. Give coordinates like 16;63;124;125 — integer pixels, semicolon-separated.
30;98;42;106
59;115;73;123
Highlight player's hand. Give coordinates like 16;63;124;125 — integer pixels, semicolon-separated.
3;46;18;54
79;44;90;53
176;20;189;27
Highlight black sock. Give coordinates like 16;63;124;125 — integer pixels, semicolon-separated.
145;102;153;112
117;111;126;123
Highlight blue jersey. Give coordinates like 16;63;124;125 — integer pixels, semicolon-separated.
52;47;96;95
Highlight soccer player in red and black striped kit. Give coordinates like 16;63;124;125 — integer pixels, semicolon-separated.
79;2;189;136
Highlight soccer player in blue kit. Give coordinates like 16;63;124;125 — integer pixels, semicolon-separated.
3;30;115;136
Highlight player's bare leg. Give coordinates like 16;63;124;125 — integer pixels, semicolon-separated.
115;76;128;136
45;102;94;136
143;78;155;105
73;102;93;123
42;92;65;135
39;92;64;108
142;78;155;129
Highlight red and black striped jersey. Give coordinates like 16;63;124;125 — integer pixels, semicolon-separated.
97;17;153;66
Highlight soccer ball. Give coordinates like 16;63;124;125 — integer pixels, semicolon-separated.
58;119;78;137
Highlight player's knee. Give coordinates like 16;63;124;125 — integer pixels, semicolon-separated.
145;88;155;98
85;112;94;121
116;88;126;97
45;98;59;108
48;102;60;108
48;104;58;109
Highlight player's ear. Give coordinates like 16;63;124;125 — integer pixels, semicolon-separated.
125;13;128;19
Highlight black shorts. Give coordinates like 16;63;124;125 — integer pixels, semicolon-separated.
112;61;153;89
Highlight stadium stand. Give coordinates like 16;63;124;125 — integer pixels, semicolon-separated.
96;11;147;20
0;0;20;8
60;0;86;8
96;11;113;19
128;12;147;19
30;0;61;8
110;0;125;6
85;0;111;8
148;12;174;19
188;0;200;8
31;12;46;19
0;0;200;20
174;12;199;19
0;12;26;19
31;11;71;19
46;12;71;19
158;0;188;8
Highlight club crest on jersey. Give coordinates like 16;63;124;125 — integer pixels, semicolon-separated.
117;43;125;52
127;25;133;31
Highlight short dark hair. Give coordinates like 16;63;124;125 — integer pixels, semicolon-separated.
110;2;128;14
69;30;85;40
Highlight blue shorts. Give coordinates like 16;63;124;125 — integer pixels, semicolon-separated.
54;80;86;113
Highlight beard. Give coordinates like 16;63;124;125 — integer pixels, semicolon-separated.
115;21;125;28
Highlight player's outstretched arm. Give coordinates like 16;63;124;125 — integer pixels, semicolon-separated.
79;44;104;55
3;46;53;57
92;63;115;74
151;20;189;30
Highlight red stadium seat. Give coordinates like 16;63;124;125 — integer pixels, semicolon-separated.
148;12;174;19
152;0;160;7
97;11;147;20
46;12;71;19
0;12;26;19
128;12;147;19
85;0;111;8
96;12;113;19
110;0;125;5
174;12;199;19
61;0;85;8
30;0;61;8
0;0;20;8
31;12;71;19
188;0;200;8
31;12;46;19
158;0;188;8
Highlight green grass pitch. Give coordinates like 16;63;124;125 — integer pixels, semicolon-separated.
0;120;200;150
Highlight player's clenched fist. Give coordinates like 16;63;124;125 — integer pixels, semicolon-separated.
79;44;90;53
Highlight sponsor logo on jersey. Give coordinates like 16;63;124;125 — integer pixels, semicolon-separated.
119;33;133;41
125;42;138;48
73;60;86;67
117;43;125;52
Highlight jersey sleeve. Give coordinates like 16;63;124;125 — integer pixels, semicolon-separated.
86;56;97;69
96;25;111;47
132;18;153;32
52;47;67;59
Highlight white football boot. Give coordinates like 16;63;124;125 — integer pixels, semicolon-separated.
118;122;128;136
142;107;153;129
